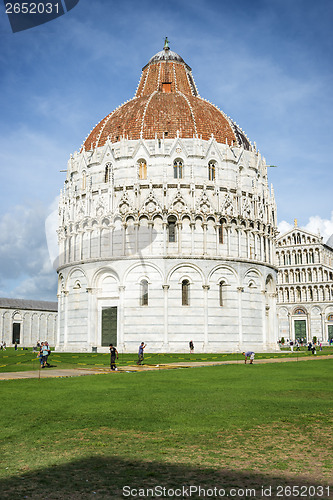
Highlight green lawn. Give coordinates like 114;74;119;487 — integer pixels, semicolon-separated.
0;360;332;499
1;347;332;372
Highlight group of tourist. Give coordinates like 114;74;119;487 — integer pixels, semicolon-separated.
278;338;329;353
109;341;147;370
109;341;256;370
108;341;146;370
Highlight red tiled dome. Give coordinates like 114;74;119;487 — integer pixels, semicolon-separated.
83;44;251;151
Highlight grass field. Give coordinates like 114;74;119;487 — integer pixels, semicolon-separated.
1;346;332;372
0;359;332;499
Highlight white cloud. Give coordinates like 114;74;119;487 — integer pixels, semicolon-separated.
304;213;333;243
277;220;293;236
45;197;59;268
278;212;333;243
0;202;57;301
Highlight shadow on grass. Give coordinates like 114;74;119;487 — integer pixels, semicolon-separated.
1;455;331;499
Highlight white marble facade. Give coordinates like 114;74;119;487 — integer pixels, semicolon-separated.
56;45;278;353
277;225;333;343
56;136;278;352
0;298;57;347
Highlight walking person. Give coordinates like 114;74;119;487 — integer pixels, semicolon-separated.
189;340;194;354
109;344;118;371
242;351;255;364
137;342;146;365
41;342;50;368
37;342;44;368
45;342;51;367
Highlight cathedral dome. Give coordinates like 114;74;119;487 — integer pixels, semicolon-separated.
83;42;251;151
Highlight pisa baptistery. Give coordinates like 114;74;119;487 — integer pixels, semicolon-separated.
56;40;278;352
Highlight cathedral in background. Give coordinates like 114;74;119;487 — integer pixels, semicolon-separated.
277;222;333;343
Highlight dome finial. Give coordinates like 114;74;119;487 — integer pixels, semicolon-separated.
164;37;170;51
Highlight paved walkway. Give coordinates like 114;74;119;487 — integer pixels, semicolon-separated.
0;355;331;380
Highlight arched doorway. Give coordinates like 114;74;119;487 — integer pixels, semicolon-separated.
293;308;307;342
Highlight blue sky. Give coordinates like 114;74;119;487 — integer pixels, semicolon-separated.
0;0;332;301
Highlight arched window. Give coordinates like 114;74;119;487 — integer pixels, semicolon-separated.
219;219;224;244
173;159;183;179
182;279;190;306
140;279;149;306
208;160;216;181
294;308;306;315
138;159;147;180
104;163;111;183
168;216;177;243
219;281;226;306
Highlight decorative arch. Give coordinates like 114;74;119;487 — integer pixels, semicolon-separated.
208;264;239;286
177;274;194;285
123;261;164;284
12;310;22;321
243;267;264;289
65;267;89;290
167;262;205;285
92;267;121;289
293;307;307;315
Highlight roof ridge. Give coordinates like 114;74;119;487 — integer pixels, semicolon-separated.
140;91;158;138
177;90;198;137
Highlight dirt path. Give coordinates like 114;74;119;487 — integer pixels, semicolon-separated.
0;354;331;380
